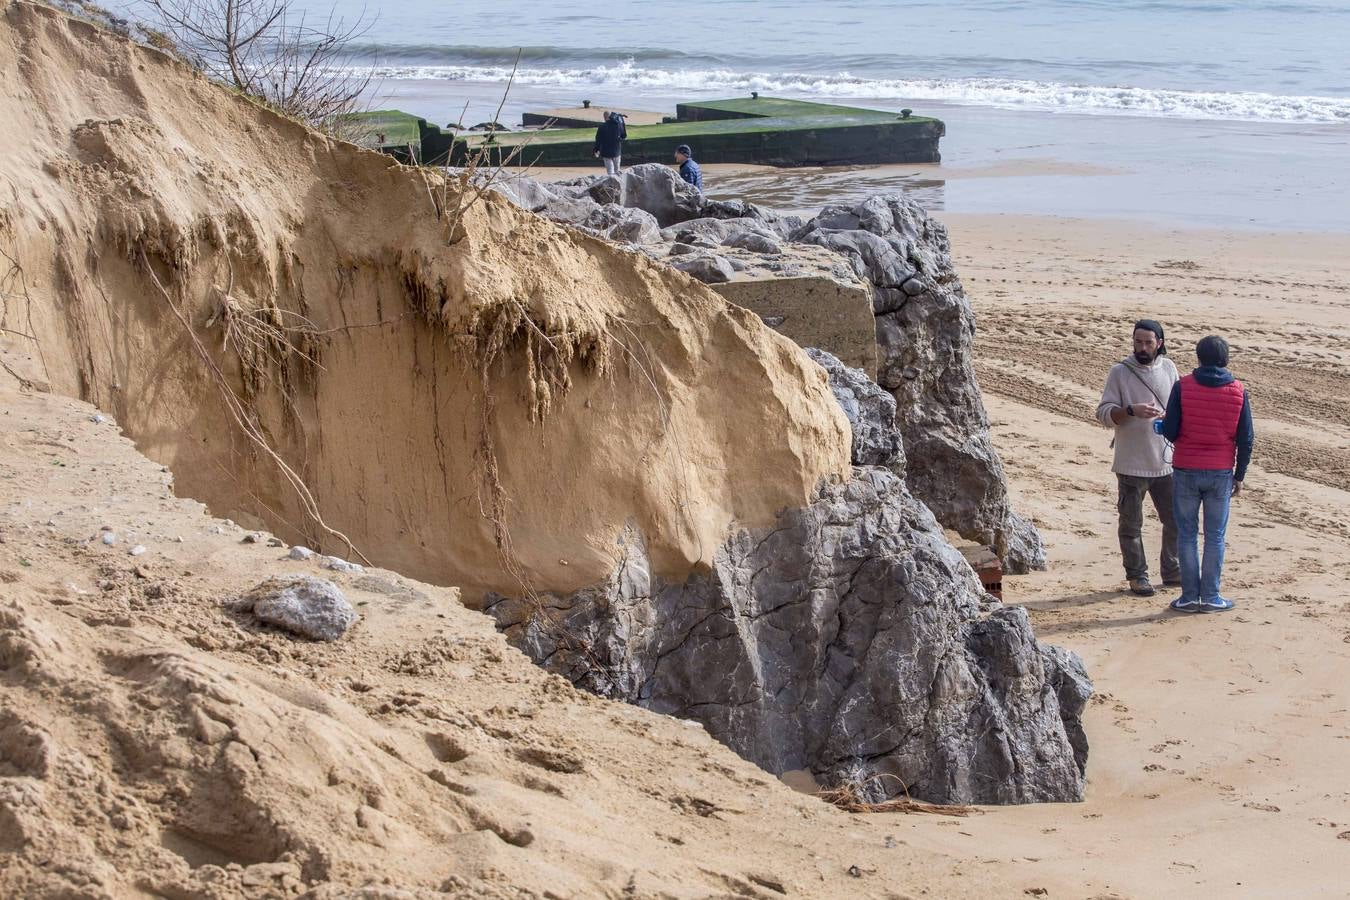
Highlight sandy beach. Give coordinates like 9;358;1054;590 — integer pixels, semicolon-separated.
918;213;1350;896
5;3;1350;896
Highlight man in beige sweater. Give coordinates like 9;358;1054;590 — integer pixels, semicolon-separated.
1096;320;1181;596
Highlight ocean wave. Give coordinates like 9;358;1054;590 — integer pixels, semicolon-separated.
346;43;716;65
360;62;1350;124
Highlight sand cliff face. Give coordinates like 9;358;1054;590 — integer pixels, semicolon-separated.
0;0;851;599
0;0;1086;821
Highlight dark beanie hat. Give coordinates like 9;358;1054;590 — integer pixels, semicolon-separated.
676;144;693;156
1133;318;1166;355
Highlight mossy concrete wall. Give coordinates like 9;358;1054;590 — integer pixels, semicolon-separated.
447;119;944;167
445;96;945;168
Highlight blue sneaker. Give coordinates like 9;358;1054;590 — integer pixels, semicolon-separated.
1200;597;1235;613
1170;596;1203;613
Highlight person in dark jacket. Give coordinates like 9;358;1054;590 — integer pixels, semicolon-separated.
593;112;626;175
1160;335;1255;613
675;144;702;192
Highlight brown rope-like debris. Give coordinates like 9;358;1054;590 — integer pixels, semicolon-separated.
138;246;369;565
818;781;977;817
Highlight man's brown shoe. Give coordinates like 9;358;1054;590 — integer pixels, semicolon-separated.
1129;577;1156;597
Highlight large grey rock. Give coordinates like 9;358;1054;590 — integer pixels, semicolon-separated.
536;196;661;245
805;348;903;472
671;254;735;284
1040;643;1091;776
536;194;596;227
618;163;703;227
661;217;780;245
486;468;1088;805
699;198;752;220
699;199;803;238
1003;510;1047;575
247;575;357;641
798;195;1043;569
550;173;623;206
795;226;917;289
600;205;662;245
721;230;782;255
489;174;558;213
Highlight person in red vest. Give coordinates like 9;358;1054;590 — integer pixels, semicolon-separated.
1160;335;1255;613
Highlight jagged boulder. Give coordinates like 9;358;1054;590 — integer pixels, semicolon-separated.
805;348;903;472
489;174;558;213
796;196;1045;572
661;216;781;245
606;208;662;245
552;173;624;206
1041;644;1092;777
583;203;662;245
722;230;782;255
1004;510;1048;574
486;467;1088;805
618;163;703;227
672;253;735;284
535;194;595;227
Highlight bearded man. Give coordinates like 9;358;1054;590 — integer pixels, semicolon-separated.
1095;319;1181;596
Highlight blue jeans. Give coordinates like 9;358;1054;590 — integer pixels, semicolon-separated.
1172;468;1233;603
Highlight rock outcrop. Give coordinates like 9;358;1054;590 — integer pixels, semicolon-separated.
486;351;1089;805
245;575;358;641
793;197;1047;573
502;165;1047;573
805;349;903;471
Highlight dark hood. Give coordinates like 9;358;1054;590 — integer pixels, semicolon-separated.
1193;365;1235;387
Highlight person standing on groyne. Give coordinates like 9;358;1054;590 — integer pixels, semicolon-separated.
675;144;702;192
1160;335;1255;613
593;111;626;175
1096;319;1180;597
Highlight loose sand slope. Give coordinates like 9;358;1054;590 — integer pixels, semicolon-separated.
0;379;1017;898
0;0;849;599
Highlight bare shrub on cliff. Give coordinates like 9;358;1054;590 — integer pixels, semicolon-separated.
144;0;374;136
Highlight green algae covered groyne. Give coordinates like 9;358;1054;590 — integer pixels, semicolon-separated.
422;97;944;168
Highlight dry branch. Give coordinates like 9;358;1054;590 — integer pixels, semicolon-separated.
144;0;374;136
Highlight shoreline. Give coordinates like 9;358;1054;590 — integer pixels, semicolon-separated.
505;160;1350;236
370;77;1350;233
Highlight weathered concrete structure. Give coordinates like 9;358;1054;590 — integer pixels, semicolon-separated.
711;275;877;374
520;105;665;128
434;97;944;168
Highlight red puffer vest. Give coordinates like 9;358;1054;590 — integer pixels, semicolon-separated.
1172;374;1245;470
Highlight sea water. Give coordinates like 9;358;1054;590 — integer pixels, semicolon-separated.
121;0;1350;229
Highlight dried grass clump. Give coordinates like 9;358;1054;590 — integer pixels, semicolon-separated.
468;298;610;425
205;290;320;401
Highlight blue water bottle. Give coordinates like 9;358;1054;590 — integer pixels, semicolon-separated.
1152;418;1164;435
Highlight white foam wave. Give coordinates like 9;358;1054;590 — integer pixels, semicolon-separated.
360;61;1350;124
